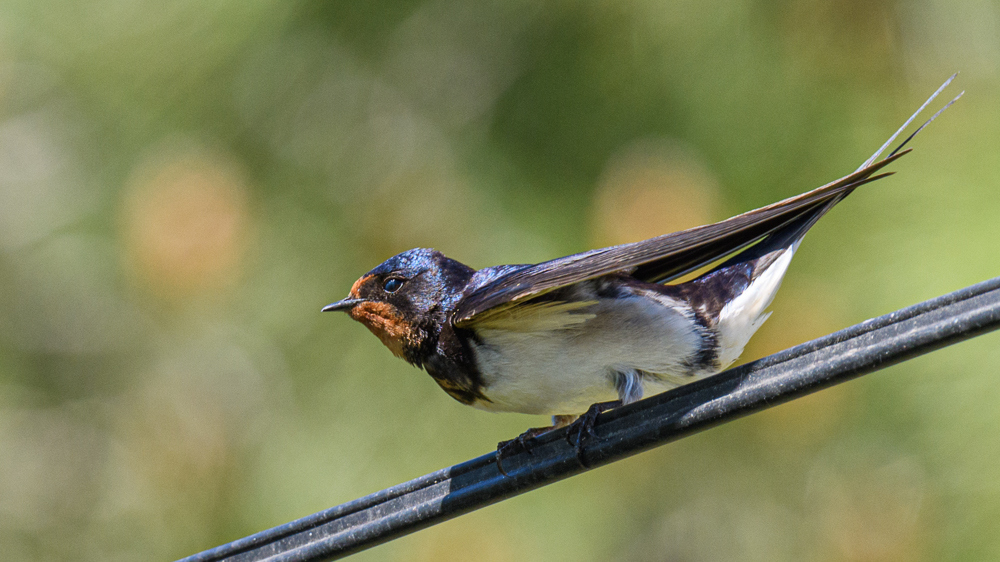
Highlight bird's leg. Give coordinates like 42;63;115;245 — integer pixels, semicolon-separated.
495;415;578;476
566;400;622;467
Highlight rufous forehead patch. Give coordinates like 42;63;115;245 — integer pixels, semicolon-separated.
349;274;373;298
348;301;416;359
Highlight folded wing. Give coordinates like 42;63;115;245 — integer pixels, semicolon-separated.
453;158;899;326
453;76;961;327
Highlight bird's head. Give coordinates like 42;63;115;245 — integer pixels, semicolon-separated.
323;248;473;363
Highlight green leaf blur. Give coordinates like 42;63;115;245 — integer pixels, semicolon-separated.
1;0;999;560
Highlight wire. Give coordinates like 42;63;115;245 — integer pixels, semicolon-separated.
178;275;1000;562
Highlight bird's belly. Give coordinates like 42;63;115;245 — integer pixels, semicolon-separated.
469;295;703;415
471;334;621;415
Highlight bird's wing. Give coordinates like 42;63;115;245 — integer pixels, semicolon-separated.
452;157;899;326
453;76;962;327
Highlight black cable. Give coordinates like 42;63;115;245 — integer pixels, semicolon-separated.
178;275;1000;562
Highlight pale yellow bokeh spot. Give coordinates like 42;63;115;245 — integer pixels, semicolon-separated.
808;448;929;562
591;139;720;248
122;146;251;298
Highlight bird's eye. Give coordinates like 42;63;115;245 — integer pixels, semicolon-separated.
383;277;404;293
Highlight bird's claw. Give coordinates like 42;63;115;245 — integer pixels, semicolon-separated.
495;401;620;475
565;400;621;467
495;427;546;476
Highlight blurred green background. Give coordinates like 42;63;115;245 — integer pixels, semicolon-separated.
1;0;999;560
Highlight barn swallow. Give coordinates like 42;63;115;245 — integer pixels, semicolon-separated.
324;77;961;473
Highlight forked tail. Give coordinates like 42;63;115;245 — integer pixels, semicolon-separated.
724;74;963;270
701;75;963;368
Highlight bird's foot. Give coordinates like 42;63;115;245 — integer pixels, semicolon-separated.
566;400;621;467
496;426;552;476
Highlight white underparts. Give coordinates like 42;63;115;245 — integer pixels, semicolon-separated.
614;370;645;405
469;284;702;415
715;248;795;369
467;248;796;416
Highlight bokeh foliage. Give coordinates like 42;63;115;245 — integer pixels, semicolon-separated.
1;0;999;560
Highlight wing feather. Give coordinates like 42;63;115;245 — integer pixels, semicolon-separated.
454;76;960;327
470;300;598;332
453;155;900;326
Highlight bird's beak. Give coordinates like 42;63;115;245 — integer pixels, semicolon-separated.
322;298;364;312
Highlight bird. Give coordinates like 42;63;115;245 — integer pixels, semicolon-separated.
323;76;961;473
